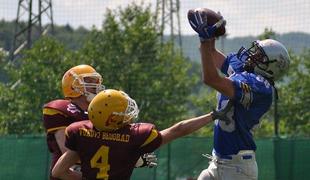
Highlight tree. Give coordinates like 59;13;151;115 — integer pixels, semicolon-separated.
0;37;77;134
0;48;12;134
0;3;197;134
258;28;276;40
279;49;310;136
256;28;310;137
80;3;196;129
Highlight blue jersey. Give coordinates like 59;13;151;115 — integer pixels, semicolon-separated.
213;53;273;155
221;52;246;74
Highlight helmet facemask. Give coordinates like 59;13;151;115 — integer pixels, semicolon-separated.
71;72;105;102
243;41;278;80
112;92;139;125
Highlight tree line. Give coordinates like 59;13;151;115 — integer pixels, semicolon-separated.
0;3;308;137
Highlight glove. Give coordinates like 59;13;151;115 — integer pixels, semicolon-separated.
211;100;233;125
135;152;157;168
188;8;226;42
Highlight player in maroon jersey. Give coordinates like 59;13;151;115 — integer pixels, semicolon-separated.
43;64;105;180
44;65;156;180
52;89;230;180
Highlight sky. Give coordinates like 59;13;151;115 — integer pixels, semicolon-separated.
0;0;309;38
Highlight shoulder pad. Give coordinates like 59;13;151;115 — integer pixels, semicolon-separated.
130;123;162;152
44;99;71;109
135;123;155;135
66;120;92;135
130;123;157;145
43;99;82;116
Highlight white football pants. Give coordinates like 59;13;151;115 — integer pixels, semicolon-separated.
197;151;258;180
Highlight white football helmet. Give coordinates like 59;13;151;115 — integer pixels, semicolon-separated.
243;39;290;81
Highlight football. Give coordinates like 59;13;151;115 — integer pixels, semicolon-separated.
187;8;226;37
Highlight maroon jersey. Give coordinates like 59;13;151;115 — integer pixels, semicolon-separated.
42;99;88;179
65;120;162;180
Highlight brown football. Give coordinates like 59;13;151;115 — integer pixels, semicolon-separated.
188;8;226;37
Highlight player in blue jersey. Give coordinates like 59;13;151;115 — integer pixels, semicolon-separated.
188;8;290;180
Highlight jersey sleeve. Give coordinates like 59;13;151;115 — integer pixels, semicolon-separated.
221;53;246;76
232;79;253;109
220;54;232;75
231;73;272;109
133;123;162;154
43;107;71;133
42;99;86;134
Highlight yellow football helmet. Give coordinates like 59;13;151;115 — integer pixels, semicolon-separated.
62;64;105;102
88;89;139;131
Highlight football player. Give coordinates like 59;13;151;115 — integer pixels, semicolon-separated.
188;8;290;180
52;89;230;180
43;65;155;180
43;64;105;180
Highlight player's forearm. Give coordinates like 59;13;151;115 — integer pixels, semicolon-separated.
174;113;213;135
200;41;222;85
160;113;213;145
55;128;69;154
213;49;226;68
52;150;81;180
52;169;82;180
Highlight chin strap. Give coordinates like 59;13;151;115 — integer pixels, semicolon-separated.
264;77;278;100
271;82;278;100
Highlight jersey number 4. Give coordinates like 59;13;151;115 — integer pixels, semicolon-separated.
90;145;110;179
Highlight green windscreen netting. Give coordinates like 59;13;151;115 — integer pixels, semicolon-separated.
0;135;309;180
0;135;50;179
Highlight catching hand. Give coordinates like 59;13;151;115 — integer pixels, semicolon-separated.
188;8;226;42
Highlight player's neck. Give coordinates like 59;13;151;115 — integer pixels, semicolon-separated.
70;96;89;111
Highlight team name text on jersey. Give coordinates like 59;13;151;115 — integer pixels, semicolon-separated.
79;128;130;142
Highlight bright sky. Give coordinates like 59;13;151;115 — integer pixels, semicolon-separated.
1;0;309;37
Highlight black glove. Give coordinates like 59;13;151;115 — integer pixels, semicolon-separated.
135;152;157;168
211;100;233;125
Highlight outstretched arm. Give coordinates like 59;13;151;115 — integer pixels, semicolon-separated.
159;99;234;146
160;113;213;146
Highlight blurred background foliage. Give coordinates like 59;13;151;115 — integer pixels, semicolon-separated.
0;3;309;137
